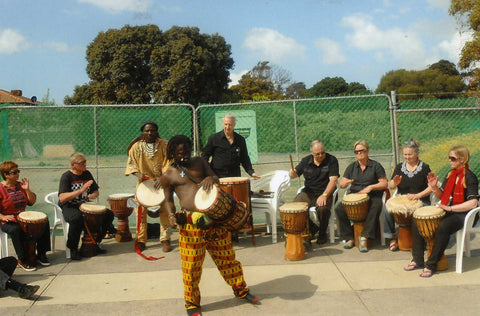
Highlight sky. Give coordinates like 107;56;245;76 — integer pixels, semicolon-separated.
0;0;471;104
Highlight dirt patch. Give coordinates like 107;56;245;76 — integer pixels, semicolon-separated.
43;145;75;158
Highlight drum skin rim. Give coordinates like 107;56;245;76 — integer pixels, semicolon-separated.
80;203;107;214
342;193;369;205
108;193;135;200
17;211;48;222
136;180;165;207
413;206;445;220
279;202;309;213
194;184;220;212
219;177;250;185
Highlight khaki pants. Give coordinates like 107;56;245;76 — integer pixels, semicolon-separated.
135;203;171;244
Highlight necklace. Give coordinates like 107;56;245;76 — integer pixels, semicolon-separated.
401;161;423;178
144;142;156;158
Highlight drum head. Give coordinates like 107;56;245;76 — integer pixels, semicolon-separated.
108;193;134;200
136;180;165;207
18;211;47;221
386;195;423;214
80;203;107;213
413;205;445;219
343;193;369;203
279;202;309;213
194;185;218;211
219;177;250;185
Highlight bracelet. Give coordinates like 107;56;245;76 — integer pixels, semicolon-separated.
322;193;328;197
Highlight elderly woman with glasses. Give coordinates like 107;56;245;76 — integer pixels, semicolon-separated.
404;145;479;277
335;140;388;252
0;161;51;271
384;139;432;251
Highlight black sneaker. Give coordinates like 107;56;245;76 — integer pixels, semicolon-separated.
18;284;40;299
242;293;260;305
17;260;36;272
70;249;82;261
96;245;107;254
37;254;51;266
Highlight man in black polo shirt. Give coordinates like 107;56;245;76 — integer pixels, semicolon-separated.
202;113;261;180
290;140;339;245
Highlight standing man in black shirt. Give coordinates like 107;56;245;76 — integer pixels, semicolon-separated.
202;113;261;180
290;140;339;245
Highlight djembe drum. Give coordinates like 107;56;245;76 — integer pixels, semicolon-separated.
279;202;309;261
79;203;107;257
219;177;253;239
413;206;449;271
385;195;423;251
17;211;49;266
136;179;166;218
342;193;370;247
194;184;249;232
108;193;134;242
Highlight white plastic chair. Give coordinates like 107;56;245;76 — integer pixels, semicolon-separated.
296;186;339;244
251;170;291;243
455;206;480;273
343;186;386;246
0;229;8;258
45;191;71;259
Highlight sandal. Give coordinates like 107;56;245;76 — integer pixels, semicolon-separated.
343;240;355;249
358;236;368;253
389;238;399;252
419;268;433;278
403;261;422;271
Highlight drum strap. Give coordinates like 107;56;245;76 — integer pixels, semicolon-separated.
135;204;165;261
173;163;200;184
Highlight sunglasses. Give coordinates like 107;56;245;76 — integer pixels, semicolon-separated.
6;170;20;175
448;156;459;162
74;160;87;165
354;149;367;155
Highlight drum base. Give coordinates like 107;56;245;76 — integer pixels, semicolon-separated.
353;222;365;248
80;237;99;257
398;226;412;251
285;233;305;261
23;241;38;266
115;217;132;242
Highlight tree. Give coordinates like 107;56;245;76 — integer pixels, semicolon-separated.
65;25;234;105
229;61;289;101
347;82;370;95
304;77;349;97
150;26;233;105
285;82;306;99
450;1;480;90
375;61;466;98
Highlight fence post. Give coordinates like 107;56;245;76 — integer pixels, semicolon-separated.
390;91;400;165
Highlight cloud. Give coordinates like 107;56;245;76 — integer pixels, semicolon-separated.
342;14;426;69
438;30;473;64
314;38;347;65
243;28;306;63
229;70;248;87
78;0;152;14
0;29;28;54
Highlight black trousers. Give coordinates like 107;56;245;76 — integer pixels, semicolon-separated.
294;192;332;238
411;212;465;272
0;256;17;290
61;205;114;250
335;195;383;241
0;221;51;262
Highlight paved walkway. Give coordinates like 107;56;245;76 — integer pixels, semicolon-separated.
2;231;480;315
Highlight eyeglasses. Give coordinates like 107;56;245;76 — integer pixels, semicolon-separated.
74;160;87;165
354;149;367;155
312;151;325;157
448;156;459;162
6;170;20;175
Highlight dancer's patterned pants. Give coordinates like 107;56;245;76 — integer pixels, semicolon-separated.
179;223;249;309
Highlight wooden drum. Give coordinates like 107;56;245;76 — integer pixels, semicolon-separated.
413;206;449;271
17;211;49;266
136;179;165;208
219;177;253;239
79;203;107;257
194;184;248;232
386;195;423;251
108;193;134;242
342;193;370;247
279;202;309;261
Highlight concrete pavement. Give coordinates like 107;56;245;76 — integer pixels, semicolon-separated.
2;230;480;316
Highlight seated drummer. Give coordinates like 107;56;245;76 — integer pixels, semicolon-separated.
290;140;339;246
335;140;388;252
58;153;115;260
0;161;51;271
405;145;479;278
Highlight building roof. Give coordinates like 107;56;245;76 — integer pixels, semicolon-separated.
0;89;39;105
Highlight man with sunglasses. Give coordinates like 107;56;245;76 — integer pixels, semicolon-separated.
289;140;339;245
58;153;114;260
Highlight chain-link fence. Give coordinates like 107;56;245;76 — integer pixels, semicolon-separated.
1;94;479;228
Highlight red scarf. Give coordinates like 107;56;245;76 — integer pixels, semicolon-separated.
441;165;468;206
